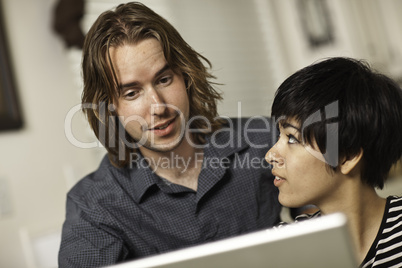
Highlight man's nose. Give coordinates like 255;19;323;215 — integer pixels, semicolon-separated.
149;88;166;115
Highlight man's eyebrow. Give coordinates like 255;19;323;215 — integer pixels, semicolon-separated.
154;64;171;78
281;122;301;132
119;64;171;91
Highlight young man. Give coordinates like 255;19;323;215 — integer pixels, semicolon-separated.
59;2;281;267
266;57;402;267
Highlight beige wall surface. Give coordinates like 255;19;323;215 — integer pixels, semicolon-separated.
0;0;101;267
0;0;401;267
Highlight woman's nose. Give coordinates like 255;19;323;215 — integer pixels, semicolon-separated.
265;145;285;168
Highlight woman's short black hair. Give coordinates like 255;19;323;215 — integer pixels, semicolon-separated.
271;57;402;189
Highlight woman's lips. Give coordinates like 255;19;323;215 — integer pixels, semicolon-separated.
273;176;286;187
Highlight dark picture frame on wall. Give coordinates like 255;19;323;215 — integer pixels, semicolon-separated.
0;2;23;131
297;0;334;48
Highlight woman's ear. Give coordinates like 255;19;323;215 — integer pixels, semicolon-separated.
340;150;363;175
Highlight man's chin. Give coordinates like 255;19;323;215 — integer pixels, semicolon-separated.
140;137;185;153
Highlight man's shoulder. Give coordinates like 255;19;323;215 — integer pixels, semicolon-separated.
221;116;273;129
67;155;127;204
223;116;275;147
204;117;275;157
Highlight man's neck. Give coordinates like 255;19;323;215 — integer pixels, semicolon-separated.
138;135;204;191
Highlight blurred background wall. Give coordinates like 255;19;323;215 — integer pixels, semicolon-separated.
0;0;401;267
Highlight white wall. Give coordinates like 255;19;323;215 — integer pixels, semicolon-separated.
0;0;101;267
0;0;401;267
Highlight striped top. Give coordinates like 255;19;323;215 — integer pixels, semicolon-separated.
361;196;402;268
293;196;402;268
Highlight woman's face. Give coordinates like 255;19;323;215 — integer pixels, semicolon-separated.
265;118;344;209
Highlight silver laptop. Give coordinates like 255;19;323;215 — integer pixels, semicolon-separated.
108;213;357;268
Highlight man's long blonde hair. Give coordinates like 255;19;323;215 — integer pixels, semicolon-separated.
81;2;223;167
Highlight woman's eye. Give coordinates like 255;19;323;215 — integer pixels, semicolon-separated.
287;134;299;144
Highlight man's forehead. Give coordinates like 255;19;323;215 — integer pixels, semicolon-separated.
109;40;167;78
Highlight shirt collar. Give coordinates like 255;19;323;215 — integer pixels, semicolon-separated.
122;117;254;203
127;152;160;203
194;119;250;203
204;117;250;158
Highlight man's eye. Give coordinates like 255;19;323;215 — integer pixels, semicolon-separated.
159;76;172;85
124;90;139;99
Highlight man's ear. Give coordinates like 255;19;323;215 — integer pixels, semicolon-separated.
340;150;363;175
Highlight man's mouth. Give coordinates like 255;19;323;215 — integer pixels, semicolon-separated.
153;122;170;130
149;117;176;130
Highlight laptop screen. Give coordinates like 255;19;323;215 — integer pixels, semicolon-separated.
107;213;357;268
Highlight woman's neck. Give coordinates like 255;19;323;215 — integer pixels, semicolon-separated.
320;183;386;264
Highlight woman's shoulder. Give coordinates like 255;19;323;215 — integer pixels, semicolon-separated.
294;210;321;222
385;195;402;220
361;196;402;267
387;195;402;204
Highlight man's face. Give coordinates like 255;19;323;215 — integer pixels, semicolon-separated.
109;38;189;153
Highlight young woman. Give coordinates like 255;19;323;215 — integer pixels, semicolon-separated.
266;57;402;267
